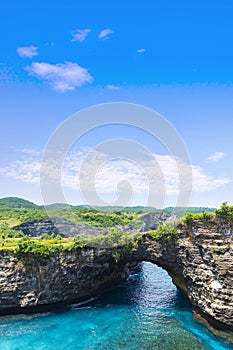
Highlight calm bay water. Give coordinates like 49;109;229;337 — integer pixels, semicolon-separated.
0;262;232;350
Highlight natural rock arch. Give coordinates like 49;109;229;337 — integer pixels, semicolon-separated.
0;229;232;338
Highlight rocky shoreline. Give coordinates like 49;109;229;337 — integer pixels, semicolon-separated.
0;228;232;340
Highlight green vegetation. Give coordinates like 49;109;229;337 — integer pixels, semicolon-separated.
70;208;135;227
181;211;215;229
11;229;142;263
149;203;233;242
215;202;233;222
0;206;138;228
163;206;216;216
0;198;232;262
211;246;219;252
73;228;142;249
0;197;39;209
0;207;48;227
149;223;179;242
14;237;66;259
0;223;24;238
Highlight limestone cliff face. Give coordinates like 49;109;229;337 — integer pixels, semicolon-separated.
139;231;233;333
0;247;135;314
0;228;232;336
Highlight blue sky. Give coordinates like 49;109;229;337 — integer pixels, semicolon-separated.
0;0;233;207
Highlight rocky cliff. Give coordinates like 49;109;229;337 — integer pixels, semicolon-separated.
0;227;232;338
0;247;135;314
140;230;233;335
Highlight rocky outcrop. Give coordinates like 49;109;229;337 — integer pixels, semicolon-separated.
0;227;232;337
0;247;135;314
12;213;177;238
13;218;109;237
140;231;233;334
138;213;178;231
138;213;166;231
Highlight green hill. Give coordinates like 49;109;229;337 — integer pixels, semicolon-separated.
163;206;216;216
0;197;39;209
0;197;217;215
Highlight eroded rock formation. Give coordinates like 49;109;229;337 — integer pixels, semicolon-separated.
0;227;232;337
13;218;109;237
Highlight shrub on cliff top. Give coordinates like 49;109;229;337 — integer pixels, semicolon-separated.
149;223;179;242
73;229;142;249
0;223;24;238
215;202;233;222
14;238;64;259
181;211;215;229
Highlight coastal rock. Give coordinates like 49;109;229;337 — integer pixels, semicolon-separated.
0;227;232;337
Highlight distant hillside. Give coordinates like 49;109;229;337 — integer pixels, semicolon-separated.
0;197;39;209
45;203;71;209
0;197;216;215
88;205;216;215
163;206;216;216
83;206;161;213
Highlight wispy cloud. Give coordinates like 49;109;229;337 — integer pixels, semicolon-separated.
16;46;38;58
0;148;231;196
25;61;94;92
191;164;230;191
106;84;120;90
18;148;41;156
137;48;145;53
207;152;226;163
98;28;113;40
0;160;40;184
72;29;91;42
0;64;18;84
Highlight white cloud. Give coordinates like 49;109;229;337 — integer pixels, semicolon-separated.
72;29;91;42
98;28;113;40
16;46;38;58
191;164;230;191
0;64;18;84
18;148;41;156
0;160;40;184
137;48;145;53
25;61;94;92
207;152;226;163
0;148;231;198
106;84;120;90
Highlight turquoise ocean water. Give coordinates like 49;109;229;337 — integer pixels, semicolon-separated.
0;262;232;350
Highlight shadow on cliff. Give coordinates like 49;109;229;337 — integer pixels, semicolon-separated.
72;262;191;312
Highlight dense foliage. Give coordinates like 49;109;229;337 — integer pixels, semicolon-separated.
0;198;231;261
14;237;65;259
163;206;216;216
181;211;215;228
73;228;142;249
0;197;39;209
149;223;179;241
13;229;142;262
215;202;233;222
0;206;137;228
0;223;24;238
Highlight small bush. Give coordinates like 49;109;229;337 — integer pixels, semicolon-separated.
0;224;25;238
215;202;233;222
150;223;178;242
14;238;63;260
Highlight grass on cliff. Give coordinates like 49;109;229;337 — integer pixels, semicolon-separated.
0;228;143;261
1;202;232;260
